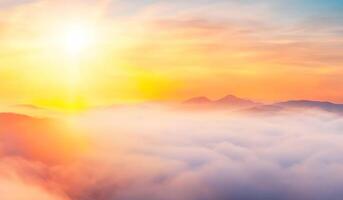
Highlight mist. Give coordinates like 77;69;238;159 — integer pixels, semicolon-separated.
1;106;343;200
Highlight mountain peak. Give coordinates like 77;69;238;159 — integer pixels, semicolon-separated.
183;94;259;108
215;94;257;106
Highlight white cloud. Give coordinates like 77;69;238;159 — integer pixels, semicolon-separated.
1;106;343;199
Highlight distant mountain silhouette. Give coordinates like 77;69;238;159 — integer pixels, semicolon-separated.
246;100;343;115
183;95;259;109
276;100;343;113
183;95;343;114
246;105;284;113
215;95;259;107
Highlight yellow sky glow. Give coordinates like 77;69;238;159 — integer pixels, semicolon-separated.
0;0;343;111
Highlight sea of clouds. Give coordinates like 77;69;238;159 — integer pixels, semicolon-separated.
1;105;343;200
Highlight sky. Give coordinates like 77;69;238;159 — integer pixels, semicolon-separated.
1;2;343;199
0;0;343;110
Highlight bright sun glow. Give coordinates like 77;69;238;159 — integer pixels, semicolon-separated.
63;24;95;55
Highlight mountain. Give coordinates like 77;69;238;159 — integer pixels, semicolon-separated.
246;100;343;115
245;105;284;113
183;95;343;115
183;95;259;109
215;95;259;107
276;100;343;113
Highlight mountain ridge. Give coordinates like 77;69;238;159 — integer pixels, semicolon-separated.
184;95;343;114
183;94;259;108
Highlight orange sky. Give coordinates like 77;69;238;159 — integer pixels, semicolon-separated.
0;0;343;111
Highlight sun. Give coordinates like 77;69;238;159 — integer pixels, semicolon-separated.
46;22;98;111
62;23;95;55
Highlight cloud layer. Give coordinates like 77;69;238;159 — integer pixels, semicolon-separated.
1;106;343;200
